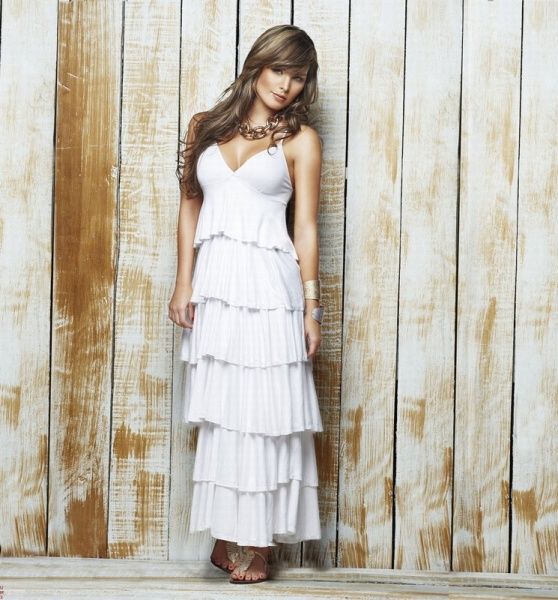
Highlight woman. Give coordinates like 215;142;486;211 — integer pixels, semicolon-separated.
169;24;324;584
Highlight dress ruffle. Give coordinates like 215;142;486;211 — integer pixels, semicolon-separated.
192;179;299;260
180;297;307;367
192;421;319;492
189;479;321;547
183;354;323;436
190;234;303;310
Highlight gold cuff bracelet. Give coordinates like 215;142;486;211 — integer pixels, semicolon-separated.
303;279;320;300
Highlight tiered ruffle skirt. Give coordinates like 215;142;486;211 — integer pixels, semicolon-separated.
180;230;323;547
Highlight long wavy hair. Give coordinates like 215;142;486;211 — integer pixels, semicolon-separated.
176;24;319;198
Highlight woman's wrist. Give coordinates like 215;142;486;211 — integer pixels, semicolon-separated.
303;300;324;325
304;298;320;309
304;298;319;317
175;276;192;290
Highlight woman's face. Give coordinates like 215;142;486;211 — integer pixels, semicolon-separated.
255;65;308;111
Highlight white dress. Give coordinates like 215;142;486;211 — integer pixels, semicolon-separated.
180;136;323;547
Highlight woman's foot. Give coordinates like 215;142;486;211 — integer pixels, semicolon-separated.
229;545;272;583
210;539;243;573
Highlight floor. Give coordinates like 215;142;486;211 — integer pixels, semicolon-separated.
1;558;557;599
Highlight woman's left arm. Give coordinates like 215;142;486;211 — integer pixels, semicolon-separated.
292;125;323;358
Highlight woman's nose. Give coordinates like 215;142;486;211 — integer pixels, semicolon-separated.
280;78;290;91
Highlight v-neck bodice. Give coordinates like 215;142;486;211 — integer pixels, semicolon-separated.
193;136;298;261
215;137;286;175
197;137;293;198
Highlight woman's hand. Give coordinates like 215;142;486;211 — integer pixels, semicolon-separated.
304;312;322;359
168;282;196;329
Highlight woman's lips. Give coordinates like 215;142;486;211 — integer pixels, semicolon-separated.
273;92;286;101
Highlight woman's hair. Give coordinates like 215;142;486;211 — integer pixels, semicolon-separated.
176;24;319;198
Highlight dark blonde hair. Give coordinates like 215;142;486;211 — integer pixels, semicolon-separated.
176;24;319;198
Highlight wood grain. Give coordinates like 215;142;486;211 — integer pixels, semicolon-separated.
511;0;558;575
0;0;57;556
395;0;461;571
294;0;349;570
453;0;521;572
339;0;404;569
49;0;122;556
3;557;558;598
107;0;180;560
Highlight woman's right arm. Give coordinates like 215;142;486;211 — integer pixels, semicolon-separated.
168;113;204;329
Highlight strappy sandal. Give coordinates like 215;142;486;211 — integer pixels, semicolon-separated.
229;547;272;584
210;540;244;574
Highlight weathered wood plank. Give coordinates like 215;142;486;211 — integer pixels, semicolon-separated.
2;558;558;598
107;0;180;560
3;557;558;588
3;582;556;600
168;0;238;560
49;0;122;556
453;0;522;572
511;0;558;575
294;0;349;569
339;0;405;569
0;0;57;556
395;0;461;570
239;0;292;70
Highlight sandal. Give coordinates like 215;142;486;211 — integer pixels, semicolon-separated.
229;546;272;584
210;539;244;574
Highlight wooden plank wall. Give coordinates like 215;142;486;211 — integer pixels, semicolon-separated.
340;1;403;570
0;0;557;576
0;0;58;556
107;0;180;559
511;0;558;574
50;0;122;556
453;0;521;573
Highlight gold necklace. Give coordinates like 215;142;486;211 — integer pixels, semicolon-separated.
238;111;285;140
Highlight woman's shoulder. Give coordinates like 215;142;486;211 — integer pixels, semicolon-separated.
284;124;322;156
298;123;320;137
